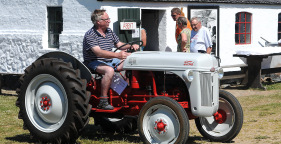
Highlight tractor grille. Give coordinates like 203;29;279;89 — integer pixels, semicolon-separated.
200;73;213;107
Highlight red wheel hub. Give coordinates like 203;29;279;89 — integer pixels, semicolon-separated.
40;96;51;111
154;119;167;134
213;109;227;124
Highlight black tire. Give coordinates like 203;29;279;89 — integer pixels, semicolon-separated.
195;90;243;142
138;96;189;144
16;58;92;144
94;115;138;134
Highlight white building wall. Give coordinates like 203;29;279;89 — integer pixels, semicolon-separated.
0;0;185;74
0;0;280;74
219;4;281;71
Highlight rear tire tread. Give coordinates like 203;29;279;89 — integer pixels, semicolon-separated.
16;58;91;144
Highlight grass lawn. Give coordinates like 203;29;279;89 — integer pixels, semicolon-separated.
0;82;280;143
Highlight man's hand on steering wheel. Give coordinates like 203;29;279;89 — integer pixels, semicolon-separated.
117;51;130;60
114;41;143;53
130;44;140;52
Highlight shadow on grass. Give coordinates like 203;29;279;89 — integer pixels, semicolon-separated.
80;124;210;144
4;124;231;144
5;134;36;143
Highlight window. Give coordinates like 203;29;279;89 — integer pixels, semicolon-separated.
277;13;281;40
47;7;63;48
235;12;252;44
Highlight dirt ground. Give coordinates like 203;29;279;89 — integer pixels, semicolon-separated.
224;88;279;97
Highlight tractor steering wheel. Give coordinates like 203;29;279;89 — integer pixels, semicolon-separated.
114;40;143;53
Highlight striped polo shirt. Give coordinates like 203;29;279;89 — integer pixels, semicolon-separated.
83;26;119;62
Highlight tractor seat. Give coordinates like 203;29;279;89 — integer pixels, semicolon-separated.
89;68;120;75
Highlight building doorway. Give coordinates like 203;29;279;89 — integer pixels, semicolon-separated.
141;9;166;51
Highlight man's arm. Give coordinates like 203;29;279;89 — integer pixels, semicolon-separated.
204;28;213;54
91;46;129;59
141;29;147;47
180;32;188;52
206;47;212;54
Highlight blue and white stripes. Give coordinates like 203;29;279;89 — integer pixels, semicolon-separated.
83;26;119;62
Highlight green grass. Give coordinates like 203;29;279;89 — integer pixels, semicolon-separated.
0;95;35;144
1;82;281;143
254;135;270;140
264;82;281;90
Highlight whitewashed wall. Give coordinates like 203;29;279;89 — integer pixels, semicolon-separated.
0;0;183;74
219;4;281;71
0;0;280;74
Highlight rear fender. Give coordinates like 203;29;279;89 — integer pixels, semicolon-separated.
37;51;92;82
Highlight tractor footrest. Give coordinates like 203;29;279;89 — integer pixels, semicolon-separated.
91;107;123;113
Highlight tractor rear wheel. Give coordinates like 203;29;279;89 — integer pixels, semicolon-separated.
195;90;243;142
138;96;189;144
16;58;91;144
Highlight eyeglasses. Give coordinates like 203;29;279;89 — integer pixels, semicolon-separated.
171;15;177;17
100;18;111;21
191;23;199;27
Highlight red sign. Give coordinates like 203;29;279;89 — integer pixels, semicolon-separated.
184;61;194;66
120;22;136;30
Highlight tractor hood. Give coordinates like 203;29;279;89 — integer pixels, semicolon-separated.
123;51;219;71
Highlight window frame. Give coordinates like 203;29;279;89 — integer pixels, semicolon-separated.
235;12;252;45
277;13;281;41
47;6;63;48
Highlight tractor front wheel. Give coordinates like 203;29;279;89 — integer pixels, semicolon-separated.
195;90;243;142
138;96;189;144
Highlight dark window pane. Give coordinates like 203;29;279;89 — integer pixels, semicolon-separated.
278;33;281;40
246;23;251;33
279;13;281;22
246;34;251;43
235;23;239;33
278;23;281;32
240;34;245;43
49;34;55;46
235;13;240;22
240;13;245;22
49;34;60;48
235;12;251;44
54;23;62;33
240;24;245;33
235;34;239;44
246;13;251;22
48;7;63;48
56;11;62;21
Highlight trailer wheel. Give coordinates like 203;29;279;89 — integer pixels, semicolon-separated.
195;90;243;142
94;116;137;134
138;96;189;144
16;58;91;144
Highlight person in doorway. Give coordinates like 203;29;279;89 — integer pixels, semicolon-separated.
190;17;212;54
141;28;147;51
171;8;192;43
176;17;191;52
83;9;139;110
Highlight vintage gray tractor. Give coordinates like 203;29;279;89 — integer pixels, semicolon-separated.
16;42;243;143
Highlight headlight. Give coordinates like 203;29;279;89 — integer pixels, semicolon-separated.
218;67;224;79
183;70;194;82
